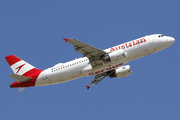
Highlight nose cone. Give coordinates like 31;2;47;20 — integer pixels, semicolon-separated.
170;37;175;43
165;36;175;46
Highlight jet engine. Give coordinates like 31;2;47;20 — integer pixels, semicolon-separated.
109;65;132;78
103;49;127;62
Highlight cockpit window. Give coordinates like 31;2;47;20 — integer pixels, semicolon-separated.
158;34;164;37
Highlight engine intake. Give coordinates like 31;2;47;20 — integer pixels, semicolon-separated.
103;49;126;62
109;65;132;78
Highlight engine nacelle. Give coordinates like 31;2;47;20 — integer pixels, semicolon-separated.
109;65;132;78
103;49;127;62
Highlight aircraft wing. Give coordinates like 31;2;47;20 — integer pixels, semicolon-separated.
85;70;115;89
64;38;107;67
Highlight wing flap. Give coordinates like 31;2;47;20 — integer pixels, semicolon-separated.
9;74;32;83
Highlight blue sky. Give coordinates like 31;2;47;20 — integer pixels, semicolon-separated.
1;0;180;120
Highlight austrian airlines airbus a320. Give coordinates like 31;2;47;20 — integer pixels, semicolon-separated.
5;34;175;92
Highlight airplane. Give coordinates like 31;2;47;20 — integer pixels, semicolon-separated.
5;34;175;92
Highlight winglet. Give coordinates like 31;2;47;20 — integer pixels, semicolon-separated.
63;38;69;43
85;85;90;90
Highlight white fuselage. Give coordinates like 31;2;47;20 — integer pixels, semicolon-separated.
35;34;174;86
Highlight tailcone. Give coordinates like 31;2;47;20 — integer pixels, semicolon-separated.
10;69;43;88
10;81;35;88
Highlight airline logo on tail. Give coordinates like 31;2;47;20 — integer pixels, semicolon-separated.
5;55;43;88
16;63;26;74
6;55;36;75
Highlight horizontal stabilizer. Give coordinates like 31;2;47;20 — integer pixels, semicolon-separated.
9;74;32;83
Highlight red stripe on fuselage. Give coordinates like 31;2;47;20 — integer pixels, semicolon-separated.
5;55;21;66
10;68;43;88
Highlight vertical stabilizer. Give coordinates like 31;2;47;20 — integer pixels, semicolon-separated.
5;55;36;76
5;55;43;88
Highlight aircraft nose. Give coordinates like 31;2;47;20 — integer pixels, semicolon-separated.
170;37;175;43
168;37;175;44
165;36;175;46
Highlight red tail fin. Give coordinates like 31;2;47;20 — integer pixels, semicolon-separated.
5;55;43;88
5;55;42;76
5;55;21;66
